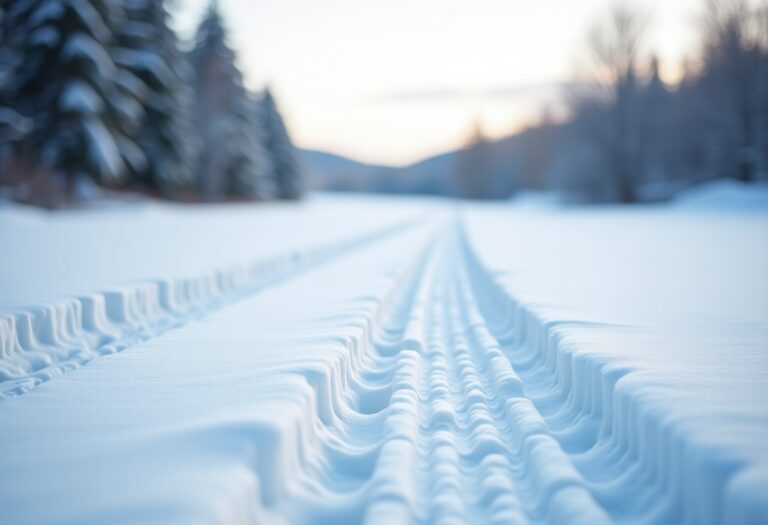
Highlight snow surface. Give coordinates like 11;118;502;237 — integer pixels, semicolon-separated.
0;187;766;524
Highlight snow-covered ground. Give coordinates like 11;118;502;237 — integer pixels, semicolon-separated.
0;184;766;524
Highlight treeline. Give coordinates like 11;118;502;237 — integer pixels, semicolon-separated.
0;0;302;207
454;0;768;202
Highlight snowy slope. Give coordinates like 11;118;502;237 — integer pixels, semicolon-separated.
0;188;766;524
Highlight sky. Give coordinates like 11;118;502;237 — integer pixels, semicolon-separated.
172;0;705;167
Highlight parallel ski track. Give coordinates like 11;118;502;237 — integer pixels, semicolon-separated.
231;215;716;524
0;211;728;524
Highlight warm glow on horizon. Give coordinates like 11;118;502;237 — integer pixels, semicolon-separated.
173;0;705;166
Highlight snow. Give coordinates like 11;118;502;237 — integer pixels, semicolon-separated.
68;0;111;44
0;188;766;524
114;68;149;101
26;0;65;28
28;26;60;48
83;116;124;179
0;107;31;137
674;179;768;210
114;48;173;85
61;33;115;78
60;80;103;114
116;21;155;42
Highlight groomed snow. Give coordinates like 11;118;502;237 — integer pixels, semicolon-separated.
0;186;766;524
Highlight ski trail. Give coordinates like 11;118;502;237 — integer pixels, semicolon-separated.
0;215;429;399
260;214;684;523
450;225;611;524
251;216;617;524
1;207;757;524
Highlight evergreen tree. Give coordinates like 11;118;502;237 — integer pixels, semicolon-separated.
0;5;30;181
115;0;195;195
189;2;272;200
0;0;145;200
238;93;276;198
259;88;303;200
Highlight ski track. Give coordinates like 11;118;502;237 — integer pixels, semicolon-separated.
0;214;426;398
249;217;618;525
0;209;764;524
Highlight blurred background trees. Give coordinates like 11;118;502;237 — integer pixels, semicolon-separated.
699;0;768;183
117;0;195;196
546;0;768;203
0;0;139;205
1;0;766;206
453;121;516;199
259;88;303;200
313;0;768;204
189;3;274;200
0;0;302;207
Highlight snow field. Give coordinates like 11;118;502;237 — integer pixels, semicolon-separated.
0;190;767;524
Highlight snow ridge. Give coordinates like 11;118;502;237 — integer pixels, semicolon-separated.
255;219;612;524
0;215;425;398
179;215;763;524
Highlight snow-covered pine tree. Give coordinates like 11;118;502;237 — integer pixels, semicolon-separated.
0;5;29;183
115;0;194;195
259;88;303;200
0;0;145;199
189;2;272;200
235;93;276;198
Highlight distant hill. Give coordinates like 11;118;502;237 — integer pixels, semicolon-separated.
300;148;457;195
300;150;396;192
300;123;563;195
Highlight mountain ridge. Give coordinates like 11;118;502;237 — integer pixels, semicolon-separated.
300;121;559;195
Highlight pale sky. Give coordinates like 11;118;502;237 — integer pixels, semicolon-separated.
173;0;705;166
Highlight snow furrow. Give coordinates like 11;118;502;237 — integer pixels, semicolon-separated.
0;215;427;398
216;220;446;524
256;220;616;523
246;215;763;523
455;219;767;524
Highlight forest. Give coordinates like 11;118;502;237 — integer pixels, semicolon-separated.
453;0;768;202
0;0;303;207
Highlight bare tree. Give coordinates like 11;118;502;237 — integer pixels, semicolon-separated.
563;3;649;203
588;5;646;87
589;3;648;202
453;122;501;199
700;0;768;182
527;1;768;201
